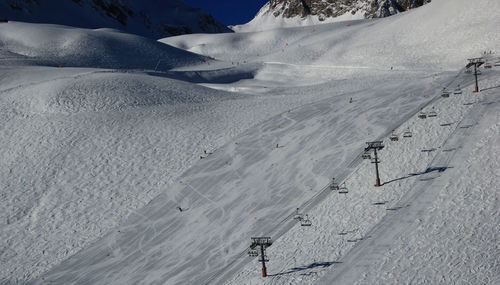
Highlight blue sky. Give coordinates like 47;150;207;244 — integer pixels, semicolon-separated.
184;0;269;26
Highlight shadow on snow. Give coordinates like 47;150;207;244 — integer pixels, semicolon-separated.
269;261;342;277
383;166;453;186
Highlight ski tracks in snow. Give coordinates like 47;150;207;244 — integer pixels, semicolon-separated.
319;95;492;284
226;71;498;285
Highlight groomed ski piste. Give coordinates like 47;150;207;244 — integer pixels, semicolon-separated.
1;0;499;284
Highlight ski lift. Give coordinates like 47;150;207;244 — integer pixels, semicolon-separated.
390;130;399;141
453;85;462;95
330;178;340;190
418;111;427;119
248;249;258;257
403;128;412;138
293;208;303;221
428;108;437;117
362;151;371;159
338;183;348;194
484;62;492;69
301;214;312;227
441;88;450;98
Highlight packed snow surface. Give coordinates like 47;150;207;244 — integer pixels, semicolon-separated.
1;0;499;284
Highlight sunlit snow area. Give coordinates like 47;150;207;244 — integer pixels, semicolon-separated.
1;0;499;284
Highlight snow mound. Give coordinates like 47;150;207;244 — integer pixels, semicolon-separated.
4;70;236;115
0;22;203;70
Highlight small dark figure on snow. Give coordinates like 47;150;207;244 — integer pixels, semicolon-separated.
200;150;208;159
349;97;353;103
176;206;183;212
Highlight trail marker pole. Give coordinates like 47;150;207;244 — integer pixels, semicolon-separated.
364;141;385;187
466;58;485;92
249;237;273;277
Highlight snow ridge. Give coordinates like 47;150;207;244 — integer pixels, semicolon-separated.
0;0;232;39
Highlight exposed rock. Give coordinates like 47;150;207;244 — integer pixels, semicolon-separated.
261;0;431;21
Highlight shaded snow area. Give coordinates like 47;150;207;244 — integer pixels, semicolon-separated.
1;0;499;284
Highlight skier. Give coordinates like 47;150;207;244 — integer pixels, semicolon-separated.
176;206;183;212
349;97;353;103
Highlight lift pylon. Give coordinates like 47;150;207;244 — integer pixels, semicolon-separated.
467;58;485;92
364;141;385;186
249;237;273;277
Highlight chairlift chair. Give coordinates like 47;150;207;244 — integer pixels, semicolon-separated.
362;152;371;159
330;178;340;190
441;88;450;98
390;131;399;141
453;86;462;95
428;108;437;117
484;62;492;69
338;183;348;194
248;249;258;257
418;111;427;119
293;208;303;221
403;128;412;138
301;214;312;227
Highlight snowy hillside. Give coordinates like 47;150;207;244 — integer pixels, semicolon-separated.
165;0;499;70
0;0;232;38
1;0;499;284
231;0;430;32
0;21;209;71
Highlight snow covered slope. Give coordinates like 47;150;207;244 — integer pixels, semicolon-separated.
164;0;500;70
1;0;499;284
0;21;206;70
232;0;430;32
226;70;500;285
0;0;232;38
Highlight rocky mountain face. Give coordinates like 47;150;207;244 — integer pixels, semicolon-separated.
0;0;232;38
259;0;431;21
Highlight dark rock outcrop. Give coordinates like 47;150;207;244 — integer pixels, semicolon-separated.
261;0;431;21
0;0;232;38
